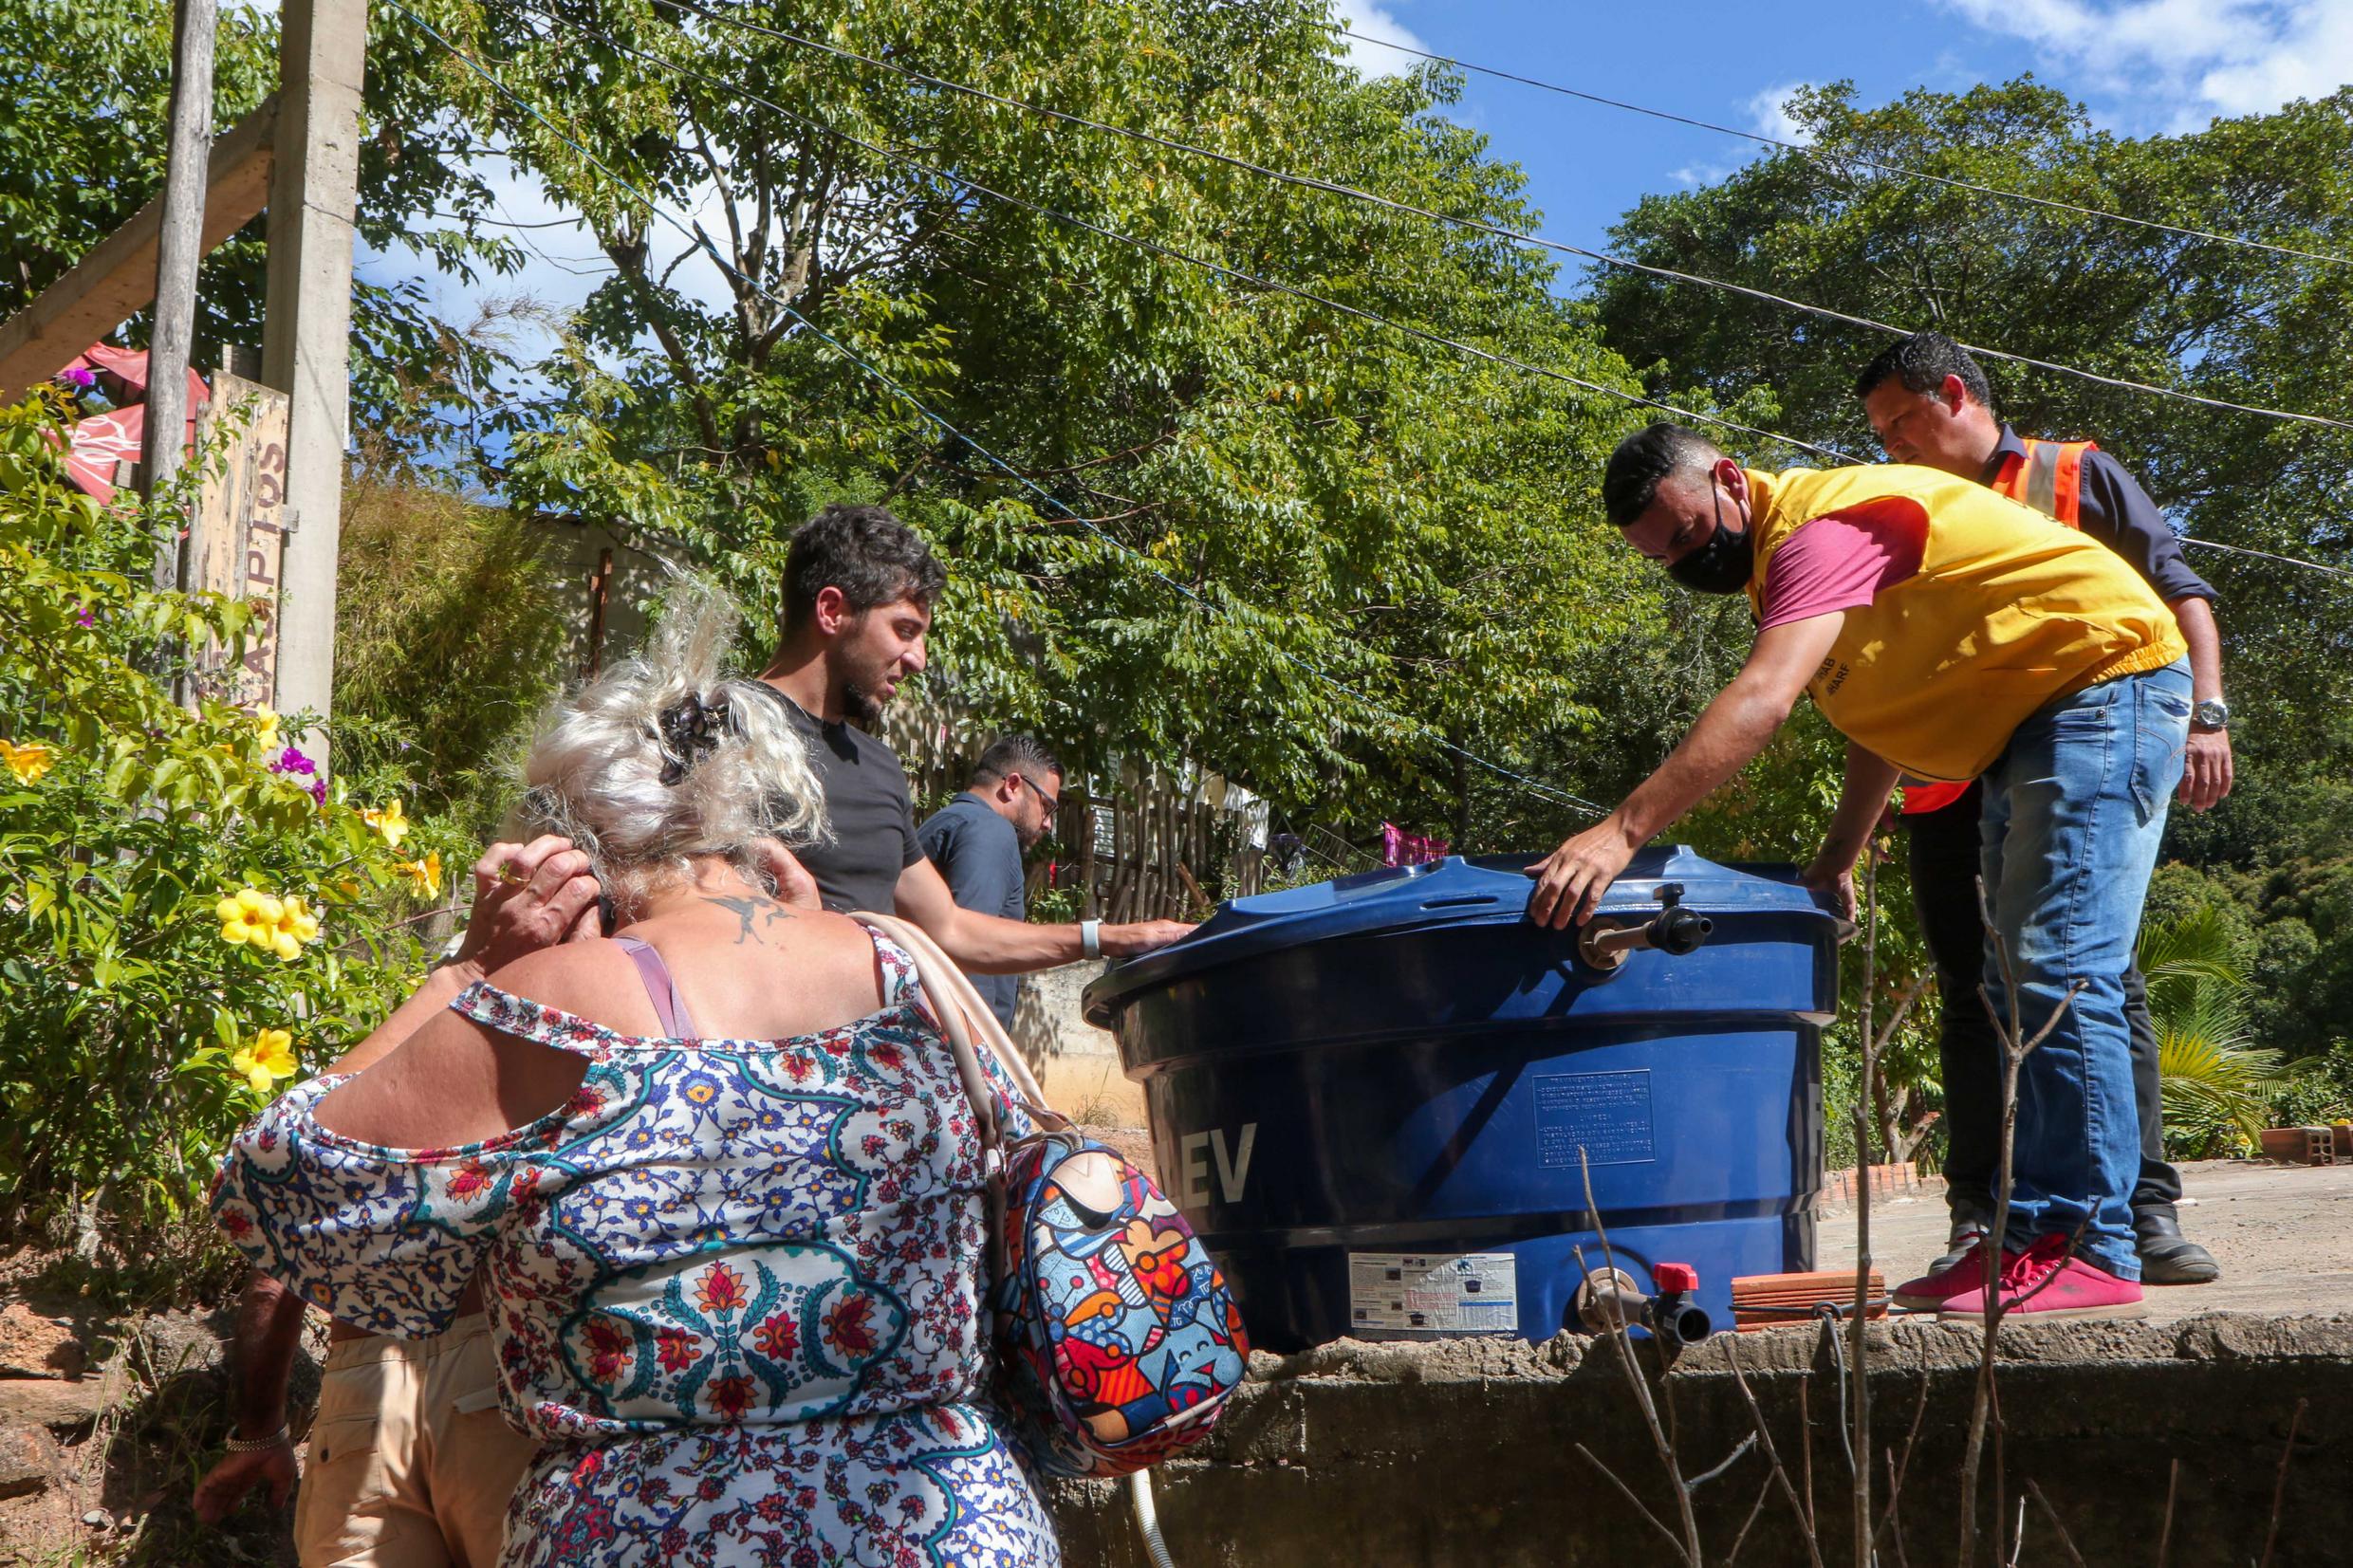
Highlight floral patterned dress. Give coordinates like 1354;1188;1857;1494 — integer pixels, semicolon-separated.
212;930;1060;1567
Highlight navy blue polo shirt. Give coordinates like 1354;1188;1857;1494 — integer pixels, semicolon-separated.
1983;424;2214;603
914;792;1027;1029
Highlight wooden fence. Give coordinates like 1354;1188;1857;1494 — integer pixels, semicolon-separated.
880;696;1267;922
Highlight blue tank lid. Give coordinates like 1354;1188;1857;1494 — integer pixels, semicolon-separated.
1084;845;1840;1025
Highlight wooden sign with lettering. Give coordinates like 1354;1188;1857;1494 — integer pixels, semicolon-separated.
189;370;291;708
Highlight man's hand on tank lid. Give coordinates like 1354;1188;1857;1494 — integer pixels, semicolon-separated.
1523;816;1642;930
1102;919;1195;955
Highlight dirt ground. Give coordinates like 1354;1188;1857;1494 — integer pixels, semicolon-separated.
1822;1156;2353;1320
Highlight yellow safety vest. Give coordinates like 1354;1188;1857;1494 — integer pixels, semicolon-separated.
1740;464;2185;782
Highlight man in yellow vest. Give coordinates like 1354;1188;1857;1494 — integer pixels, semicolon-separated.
1854;332;2233;1288
1529;421;2192;1321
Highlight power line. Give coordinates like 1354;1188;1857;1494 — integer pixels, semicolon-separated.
389;1;1615;820
651;0;2353;438
509;4;1839;461
2174;535;2353;582
523;4;2353;592
1346;32;2353;271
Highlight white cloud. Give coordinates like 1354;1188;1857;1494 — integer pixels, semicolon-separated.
1937;0;2353;127
1747;81;1817;146
1329;0;1429;76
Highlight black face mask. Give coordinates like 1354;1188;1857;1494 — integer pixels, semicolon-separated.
1666;480;1754;595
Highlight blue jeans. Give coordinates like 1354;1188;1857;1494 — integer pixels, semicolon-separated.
1978;660;2191;1279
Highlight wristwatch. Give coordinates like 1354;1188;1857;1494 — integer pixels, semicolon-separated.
1080;919;1102;960
2192;698;2230;729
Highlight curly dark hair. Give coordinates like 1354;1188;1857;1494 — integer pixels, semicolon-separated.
1853;331;1994;410
1602;422;1725;526
780;504;949;632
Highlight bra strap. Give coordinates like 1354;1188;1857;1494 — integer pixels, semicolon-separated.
614;935;698;1039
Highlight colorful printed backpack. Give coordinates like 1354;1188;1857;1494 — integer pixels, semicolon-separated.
854;914;1250;1477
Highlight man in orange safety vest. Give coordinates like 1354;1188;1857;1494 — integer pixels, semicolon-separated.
1853;331;2233;1287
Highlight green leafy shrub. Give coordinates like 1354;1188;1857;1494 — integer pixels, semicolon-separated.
330;470;569;841
2140;907;2309;1157
0;395;443;1239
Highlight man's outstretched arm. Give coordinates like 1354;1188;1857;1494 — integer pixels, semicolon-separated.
1526;613;1845;929
1800;741;1905;922
893;856;1193;972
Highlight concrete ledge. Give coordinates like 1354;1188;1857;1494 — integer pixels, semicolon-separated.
1052;1313;2351;1566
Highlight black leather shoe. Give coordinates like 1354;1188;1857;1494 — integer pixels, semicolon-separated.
1927;1201;1994;1276
2135;1208;2220;1284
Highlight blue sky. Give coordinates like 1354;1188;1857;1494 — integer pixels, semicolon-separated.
1334;0;2353;293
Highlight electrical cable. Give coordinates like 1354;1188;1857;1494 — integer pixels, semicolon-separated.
1345;31;2353;270
533;3;2353;590
391;0;1616;819
510;4;1840;461
649;0;2353;437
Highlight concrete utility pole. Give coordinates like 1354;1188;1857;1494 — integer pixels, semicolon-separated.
142;0;219;591
261;0;366;763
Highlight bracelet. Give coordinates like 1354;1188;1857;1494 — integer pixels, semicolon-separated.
223;1426;290;1453
1080;919;1102;960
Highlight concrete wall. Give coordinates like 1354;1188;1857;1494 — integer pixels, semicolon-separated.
1013;959;1147;1128
1051;1314;2352;1567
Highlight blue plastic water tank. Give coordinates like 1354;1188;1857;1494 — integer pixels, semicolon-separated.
1081;847;1842;1350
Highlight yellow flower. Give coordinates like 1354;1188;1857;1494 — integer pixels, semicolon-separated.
361;799;411;850
1;739;55;784
228;1028;297;1093
394;851;442;898
252;706;280;749
215;887;321;959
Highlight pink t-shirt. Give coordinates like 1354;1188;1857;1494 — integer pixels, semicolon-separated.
1755;497;1931;630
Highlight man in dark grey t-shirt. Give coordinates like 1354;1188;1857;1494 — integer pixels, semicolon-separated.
917;736;1063;1028
753;503;1193;971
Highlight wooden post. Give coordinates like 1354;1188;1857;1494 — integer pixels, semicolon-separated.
142;0;218;589
188;371;291;709
262;0;366;758
584;546;614;677
0;102;275;402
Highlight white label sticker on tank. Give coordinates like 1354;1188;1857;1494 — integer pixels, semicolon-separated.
1347;1252;1519;1334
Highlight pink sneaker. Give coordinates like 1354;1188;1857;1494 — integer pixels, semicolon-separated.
1891;1241;2010;1310
1936;1234;2146;1322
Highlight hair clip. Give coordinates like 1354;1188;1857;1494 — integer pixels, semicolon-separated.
656;692;732;784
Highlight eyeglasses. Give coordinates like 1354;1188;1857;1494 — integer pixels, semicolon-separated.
1016;774;1060;820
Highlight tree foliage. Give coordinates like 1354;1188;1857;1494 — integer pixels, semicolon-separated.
0;0;520;450
408;0;1665;844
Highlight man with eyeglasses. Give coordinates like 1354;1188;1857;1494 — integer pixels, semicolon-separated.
917;735;1066;1028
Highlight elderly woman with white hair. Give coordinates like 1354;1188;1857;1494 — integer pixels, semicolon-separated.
212;585;1060;1567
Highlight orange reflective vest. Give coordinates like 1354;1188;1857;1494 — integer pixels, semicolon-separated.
1900;437;2101;815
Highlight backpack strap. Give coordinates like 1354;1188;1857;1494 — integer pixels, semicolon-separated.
850;913;1071;1288
613;934;698;1040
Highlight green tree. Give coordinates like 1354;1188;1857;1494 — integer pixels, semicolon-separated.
1591;79;2353;876
0;0;518;449
2140;907;2306;1156
414;0;1661;843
